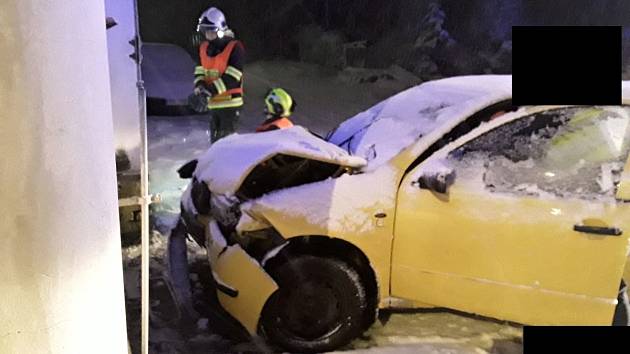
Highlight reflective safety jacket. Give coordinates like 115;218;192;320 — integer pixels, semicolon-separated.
194;39;244;109
256;117;294;132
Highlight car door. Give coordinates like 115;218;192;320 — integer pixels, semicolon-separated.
391;106;630;325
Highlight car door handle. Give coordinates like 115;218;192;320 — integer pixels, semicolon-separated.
573;224;622;236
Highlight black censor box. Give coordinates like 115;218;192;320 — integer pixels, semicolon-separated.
513;26;621;106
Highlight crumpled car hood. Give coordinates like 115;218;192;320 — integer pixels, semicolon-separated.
193;126;367;196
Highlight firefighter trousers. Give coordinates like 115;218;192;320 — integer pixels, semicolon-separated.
209;107;240;143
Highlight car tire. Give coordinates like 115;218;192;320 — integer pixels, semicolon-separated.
613;280;629;326
260;255;367;353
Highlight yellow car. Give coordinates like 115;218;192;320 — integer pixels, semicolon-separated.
173;76;630;352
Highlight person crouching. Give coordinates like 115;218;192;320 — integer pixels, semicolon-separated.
256;88;295;132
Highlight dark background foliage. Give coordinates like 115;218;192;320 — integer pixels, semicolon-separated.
139;0;630;79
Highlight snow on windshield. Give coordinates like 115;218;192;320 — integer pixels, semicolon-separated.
327;76;512;170
446;106;630;201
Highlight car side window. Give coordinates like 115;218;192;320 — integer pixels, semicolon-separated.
405;100;517;174
447;107;630;200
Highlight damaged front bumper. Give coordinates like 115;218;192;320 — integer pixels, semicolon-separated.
205;219;279;334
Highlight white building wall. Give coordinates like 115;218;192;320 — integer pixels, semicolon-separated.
0;0;128;352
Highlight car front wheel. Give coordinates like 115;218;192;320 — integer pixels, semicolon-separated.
260;255;367;353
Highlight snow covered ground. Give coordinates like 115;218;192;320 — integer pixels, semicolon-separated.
137;47;522;353
123;234;522;354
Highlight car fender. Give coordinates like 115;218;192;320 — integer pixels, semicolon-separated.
206;219;278;334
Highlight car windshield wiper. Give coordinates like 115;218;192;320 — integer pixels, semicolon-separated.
334;116;382;155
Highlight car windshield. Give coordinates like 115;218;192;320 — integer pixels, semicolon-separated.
326;77;510;170
326;101;387;156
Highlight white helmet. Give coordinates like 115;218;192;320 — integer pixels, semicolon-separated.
197;7;228;37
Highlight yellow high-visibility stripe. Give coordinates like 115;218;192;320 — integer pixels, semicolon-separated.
194;76;206;85
228;66;243;76
208;97;244;109
206;69;220;79
213;79;227;94
194;66;206;75
225;66;243;81
225;70;241;81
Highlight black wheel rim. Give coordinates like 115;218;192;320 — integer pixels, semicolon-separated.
273;279;344;340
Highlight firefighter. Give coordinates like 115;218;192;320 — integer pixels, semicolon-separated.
256;88;295;132
189;7;244;143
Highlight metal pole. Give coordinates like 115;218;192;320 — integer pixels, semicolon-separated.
131;0;150;353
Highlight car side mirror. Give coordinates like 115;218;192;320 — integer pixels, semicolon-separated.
177;159;198;179
416;169;456;194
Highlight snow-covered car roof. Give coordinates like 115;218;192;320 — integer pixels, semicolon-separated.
194;126;367;195
327;75;512;168
142;43;195;102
